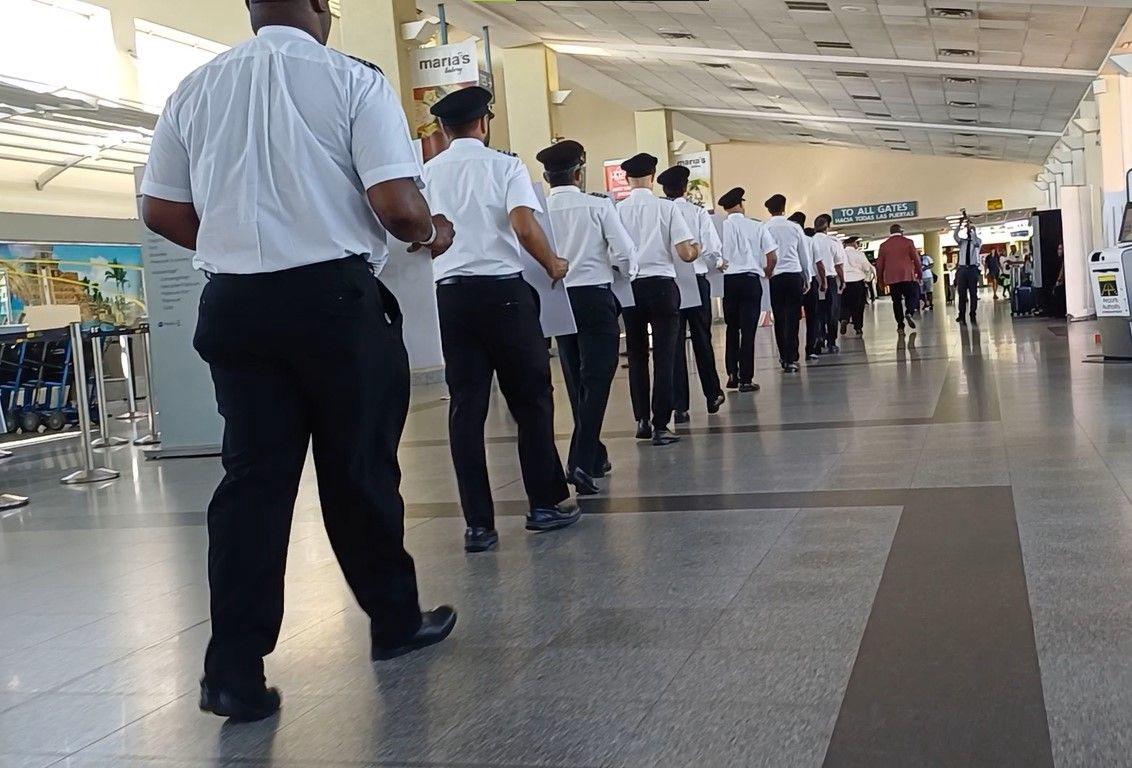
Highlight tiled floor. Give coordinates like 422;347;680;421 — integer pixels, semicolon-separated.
1;293;1131;766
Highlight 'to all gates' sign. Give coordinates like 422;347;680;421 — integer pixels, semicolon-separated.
832;201;919;225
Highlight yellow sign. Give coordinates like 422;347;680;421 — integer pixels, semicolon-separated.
987;198;1004;211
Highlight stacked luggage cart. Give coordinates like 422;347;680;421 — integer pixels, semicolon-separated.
0;325;96;435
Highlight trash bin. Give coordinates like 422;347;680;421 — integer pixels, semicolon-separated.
1089;242;1132;359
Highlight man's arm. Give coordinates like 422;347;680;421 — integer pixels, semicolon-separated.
366;180;452;256
601;200;639;277
141;198;199;251
511;207;568;282
668;206;697;263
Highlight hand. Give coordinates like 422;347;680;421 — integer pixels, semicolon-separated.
802;281;811;295
546;256;569;285
718;259;729;272
821;278;829;294
628;263;640;281
408;214;454;258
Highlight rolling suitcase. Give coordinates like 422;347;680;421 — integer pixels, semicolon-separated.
1011;285;1036;317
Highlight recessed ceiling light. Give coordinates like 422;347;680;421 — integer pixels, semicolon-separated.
658;30;695;40
931;7;976;19
939;48;976;58
945;76;977;85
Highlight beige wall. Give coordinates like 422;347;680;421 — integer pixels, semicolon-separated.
553;75;638;193
710;142;1044;222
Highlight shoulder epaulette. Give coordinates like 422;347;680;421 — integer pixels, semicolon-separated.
493;148;519;157
589;192;609;199
346;55;384;75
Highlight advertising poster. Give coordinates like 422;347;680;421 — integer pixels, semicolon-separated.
410;40;480;162
603;159;631;201
0;241;146;325
675;151;713;209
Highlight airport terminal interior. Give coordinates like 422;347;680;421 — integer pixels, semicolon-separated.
4;0;1132;766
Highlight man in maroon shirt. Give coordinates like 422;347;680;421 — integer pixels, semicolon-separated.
875;223;923;333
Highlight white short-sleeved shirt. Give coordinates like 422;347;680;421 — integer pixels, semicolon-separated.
672;198;723;275
422;139;541;281
546;187;638;288
813;232;844;274
722;213;778;277
842;247;874;282
764;216;811;278
141;25;421;275
616;188;694;280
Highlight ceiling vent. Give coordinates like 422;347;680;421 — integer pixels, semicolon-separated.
732;86;760;92
816;41;854;50
931;7;976;19
760;104;785;110
876;126;901;132
945;76;977;85
853;95;882;101
884;138;907;143
939;48;976;58
793;132;815;137
658;31;696;40
835;71;870;79
890;146;912;151
864;112;892;118
956;132;978;138
703;62;733;70
808;140;827;145
953;117;977;124
948;100;978;108
786;1;832;11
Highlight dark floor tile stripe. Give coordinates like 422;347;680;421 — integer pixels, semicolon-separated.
822;487;1052;767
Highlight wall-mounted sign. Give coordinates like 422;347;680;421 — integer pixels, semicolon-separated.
675;150;712;209
832;201;918;225
410;40;480;161
987;198;1004;211
603;159;631;201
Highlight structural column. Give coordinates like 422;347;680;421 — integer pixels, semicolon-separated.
502;44;558;174
634;109;674;182
338;0;418;114
1095;73;1132;245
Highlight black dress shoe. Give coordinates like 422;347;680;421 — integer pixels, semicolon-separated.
725;375;739;390
905;314;916;329
568;466;600;495
372;607;457;661
592;459;612;479
897;324;905;333
464;527;498;552
652;428;680;446
634;419;652;440
199;680;281;722
956;315;966;324
805;353;819;361
674;410;690;424
840;320;848;335
785;363;800;373
827;344;840;354
526;503;582;532
707;393;725;414
970;316;978;325
738;382;760;393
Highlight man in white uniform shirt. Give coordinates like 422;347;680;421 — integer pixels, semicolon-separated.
140;0;457;721
658;164;727;421
765;195;812;373
617;153;697;446
423;87;578;553
953;215;983;324
719;187;778;391
839;236;875;335
813;214;846;354
536;140;637;495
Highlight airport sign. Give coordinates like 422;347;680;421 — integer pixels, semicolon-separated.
832;201;918;225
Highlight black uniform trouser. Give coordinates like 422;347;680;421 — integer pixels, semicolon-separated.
722;272;762;384
840;281;867;331
956;265;980;320
770;272;805;365
802;276;822;356
675;274;724;410
889;281;919;327
194;256;420;692
623;276;680;431
819;287;841;347
557;284;619;476
437;276;569;529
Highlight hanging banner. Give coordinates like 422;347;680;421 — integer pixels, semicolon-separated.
133;169;221;458
675;151;713;209
603;159;631;201
410;40;480;162
832;201;918;225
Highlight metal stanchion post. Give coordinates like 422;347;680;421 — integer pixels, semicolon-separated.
90;334;127;449
61;322;119;485
115;334;145;420
133;325;160;446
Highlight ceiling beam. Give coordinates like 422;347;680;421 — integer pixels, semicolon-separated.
545;42;1098;83
673;107;1061;139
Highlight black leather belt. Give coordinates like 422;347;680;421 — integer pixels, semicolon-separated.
436;272;522;286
